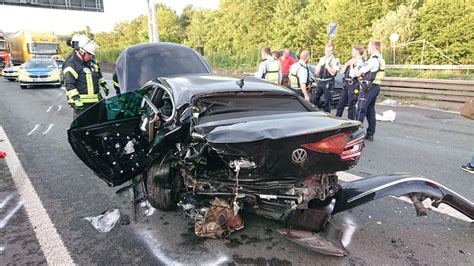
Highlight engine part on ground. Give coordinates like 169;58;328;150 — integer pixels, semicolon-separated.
278;219;348;257
195;198;244;239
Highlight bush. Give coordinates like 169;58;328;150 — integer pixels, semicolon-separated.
95;48;123;64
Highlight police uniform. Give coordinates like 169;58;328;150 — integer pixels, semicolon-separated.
355;53;385;138
255;56;282;84
63;54;106;118
336;57;364;119
289;60;309;97
312;55;340;112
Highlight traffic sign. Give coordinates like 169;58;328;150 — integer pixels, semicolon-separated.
327;22;337;39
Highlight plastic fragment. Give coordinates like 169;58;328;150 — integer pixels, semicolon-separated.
83;209;120;233
376;110;396;122
0;151;6;158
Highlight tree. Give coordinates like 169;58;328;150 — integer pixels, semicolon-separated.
415;0;474;64
372;4;418;63
155;3;184;43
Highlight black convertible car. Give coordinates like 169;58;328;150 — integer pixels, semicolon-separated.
68;43;473;256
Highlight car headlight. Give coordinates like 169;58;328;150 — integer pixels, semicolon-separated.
49;69;60;78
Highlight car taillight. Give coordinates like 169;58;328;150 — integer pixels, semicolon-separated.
301;132;364;161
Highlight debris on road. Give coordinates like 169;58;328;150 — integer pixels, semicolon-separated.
84;209;121;233
379;99;398;106
376;110;397;122
0;151;6;158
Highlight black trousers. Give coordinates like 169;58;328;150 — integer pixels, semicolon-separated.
356;84;380;136
311;80;334;113
336;82;358;119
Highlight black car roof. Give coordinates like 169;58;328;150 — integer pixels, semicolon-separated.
158;74;296;108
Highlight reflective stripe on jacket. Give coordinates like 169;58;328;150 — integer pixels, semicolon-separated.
289;62;309;89
63;54;100;104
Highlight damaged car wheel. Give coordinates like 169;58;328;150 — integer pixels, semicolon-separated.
147;161;178;211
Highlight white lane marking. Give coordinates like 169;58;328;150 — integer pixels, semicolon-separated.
338;172;473;222
26;124;40;136
0;194;14;208
46;106;52;113
0;126;74;264
57;105;62;112
0;200;23;228
42;124;54;135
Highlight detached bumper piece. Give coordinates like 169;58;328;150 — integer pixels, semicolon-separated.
332;174;474;220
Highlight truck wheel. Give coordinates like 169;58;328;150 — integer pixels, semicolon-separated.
20;85;27;89
146;160;178;211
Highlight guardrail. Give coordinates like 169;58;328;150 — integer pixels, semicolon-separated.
381;77;474;103
213;68;473;104
386;65;474;71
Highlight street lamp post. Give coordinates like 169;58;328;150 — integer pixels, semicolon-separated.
147;0;159;43
389;33;400;64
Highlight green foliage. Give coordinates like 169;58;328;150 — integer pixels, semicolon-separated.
88;0;473;70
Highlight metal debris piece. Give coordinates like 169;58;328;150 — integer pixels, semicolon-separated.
277;220;348;257
195;198;244;239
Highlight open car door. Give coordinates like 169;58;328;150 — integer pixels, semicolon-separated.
68;84;163;187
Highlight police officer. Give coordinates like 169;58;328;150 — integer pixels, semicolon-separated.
336;45;365;119
313;43;340;113
289;51;311;101
63;34;105;118
356;40;386;141
255;46;282;84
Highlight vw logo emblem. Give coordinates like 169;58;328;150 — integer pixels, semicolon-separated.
291;148;307;164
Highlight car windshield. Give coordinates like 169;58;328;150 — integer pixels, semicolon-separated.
31;43;59;54
26;60;57;69
0;41;6;50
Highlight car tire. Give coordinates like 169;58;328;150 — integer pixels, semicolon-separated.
146;160;178;211
20;85;27;89
7;79;16;82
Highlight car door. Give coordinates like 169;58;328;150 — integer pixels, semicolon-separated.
68;84;164;187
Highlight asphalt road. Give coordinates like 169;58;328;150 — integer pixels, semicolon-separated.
0;75;473;265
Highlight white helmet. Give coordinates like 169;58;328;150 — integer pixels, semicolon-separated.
72;34;99;55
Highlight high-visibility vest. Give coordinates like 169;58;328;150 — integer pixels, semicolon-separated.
63;56;100;104
289;62;309;89
262;59;281;83
364;55;385;85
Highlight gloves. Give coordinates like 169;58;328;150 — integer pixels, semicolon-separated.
74;99;84;109
101;83;109;96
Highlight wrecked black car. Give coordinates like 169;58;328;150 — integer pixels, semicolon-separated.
68;43;473;256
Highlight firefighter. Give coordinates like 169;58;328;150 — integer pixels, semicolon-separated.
289;50;311;101
355;40;386;141
255;46;282;84
312;43;340;113
63;34;104;118
112;72;121;95
91;56;110;98
336;45;365;119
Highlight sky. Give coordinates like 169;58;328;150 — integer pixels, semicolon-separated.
1;0;219;35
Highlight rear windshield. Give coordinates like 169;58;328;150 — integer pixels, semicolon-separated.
195;94;308;118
